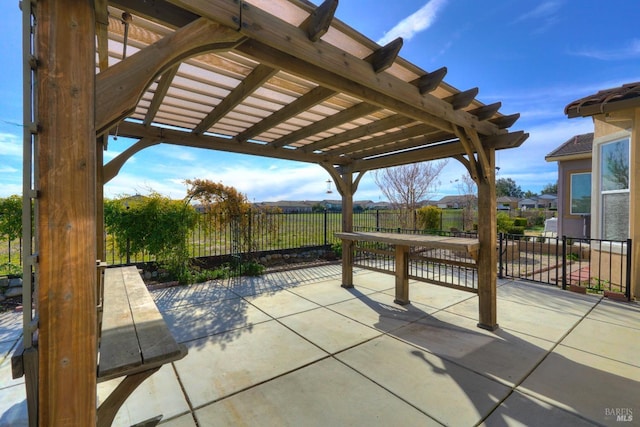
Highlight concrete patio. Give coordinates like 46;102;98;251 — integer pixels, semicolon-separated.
0;264;638;426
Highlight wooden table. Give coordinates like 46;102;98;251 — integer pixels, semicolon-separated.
336;231;480;305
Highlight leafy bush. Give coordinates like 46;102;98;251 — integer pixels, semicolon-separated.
496;212;513;233
507;226;525;236
331;241;342;258
416;206;442;231
513;217;528;227
104;193;198;282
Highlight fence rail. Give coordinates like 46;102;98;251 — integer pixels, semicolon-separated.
499;233;632;298
2;210;631;301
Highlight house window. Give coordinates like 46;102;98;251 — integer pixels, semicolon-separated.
600;138;629;240
570;172;591;215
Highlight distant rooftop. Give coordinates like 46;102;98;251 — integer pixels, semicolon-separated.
545;132;593;162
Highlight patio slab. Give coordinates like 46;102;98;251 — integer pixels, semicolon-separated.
193;357;440;426
174;320;328;408
336;334;511;426
278;307;382;354
393;309;554;387
482;390;600;426
0;266;637;427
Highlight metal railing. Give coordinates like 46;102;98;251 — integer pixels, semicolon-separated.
499;233;632;299
351;227;479;293
100;209;465;266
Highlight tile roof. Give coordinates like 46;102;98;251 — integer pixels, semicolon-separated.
565;82;640;118
545;132;593;160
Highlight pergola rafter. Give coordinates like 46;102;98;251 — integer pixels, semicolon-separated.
24;0;529;424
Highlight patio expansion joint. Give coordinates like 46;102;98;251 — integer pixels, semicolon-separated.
476;294;606;425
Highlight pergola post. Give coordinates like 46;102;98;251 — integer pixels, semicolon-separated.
340;171;355;288
476;148;498;330
36;0;97;424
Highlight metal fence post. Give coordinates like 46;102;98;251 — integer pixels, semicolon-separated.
626;238;632;300
324;209;328;246
498;232;503;279
561;235;567;290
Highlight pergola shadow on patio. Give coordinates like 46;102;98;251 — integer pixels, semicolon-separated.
21;0;528;424
2;265;639;426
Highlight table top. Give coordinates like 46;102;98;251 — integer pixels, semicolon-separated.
335;231;480;254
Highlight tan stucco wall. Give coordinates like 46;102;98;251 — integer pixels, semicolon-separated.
591;108;638;299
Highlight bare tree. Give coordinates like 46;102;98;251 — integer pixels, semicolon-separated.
456;173;477;230
374;160;448;228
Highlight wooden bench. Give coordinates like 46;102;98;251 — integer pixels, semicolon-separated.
336;231;480;305
12;265;187;427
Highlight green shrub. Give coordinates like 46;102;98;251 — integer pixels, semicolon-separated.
416;206;442;231
496;212;513;233
513;217;527;227
331;241;342;257
507;226;525;236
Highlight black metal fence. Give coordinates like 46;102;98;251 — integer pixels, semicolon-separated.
103;209;466;265
499;233;632;299
351;227;479;293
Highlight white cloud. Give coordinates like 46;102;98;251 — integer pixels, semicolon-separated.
377;0;448;45
569;39;640;61
0;132;21;157
513;1;561;24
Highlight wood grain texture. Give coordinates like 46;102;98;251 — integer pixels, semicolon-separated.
36;1;97;424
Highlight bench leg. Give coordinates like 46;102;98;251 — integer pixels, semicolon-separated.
23;347;38;427
97;368;160;427
394;245;410;305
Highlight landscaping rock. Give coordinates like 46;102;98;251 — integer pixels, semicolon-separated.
0;277;8;287
5;287;23;298
8;277;22;288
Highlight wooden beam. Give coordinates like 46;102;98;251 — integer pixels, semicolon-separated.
414;67;447;94
350;139;470;172
302;115;416;153
367;38;403;73
269;102;380;148
469;102;501;121
490;113;520;129
103;138;161;183
192;64;277;135
113;120;346;165
37;0;97;423
329;124;440;157
454;126;479;181
466;127;491;180
96;0;109;71
301;0;338;42
341;130;451;160
96;18;245;135
180;0;504;136
111;0;199;29
443;88;479;110
238;39;458;134
144;65;180;126
235;86;336;143
346;132;526;172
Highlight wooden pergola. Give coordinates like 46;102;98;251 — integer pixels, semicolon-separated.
23;0;527;424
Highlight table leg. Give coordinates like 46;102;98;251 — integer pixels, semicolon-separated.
394;245;410;305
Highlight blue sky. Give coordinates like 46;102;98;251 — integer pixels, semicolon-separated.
1;1;639;202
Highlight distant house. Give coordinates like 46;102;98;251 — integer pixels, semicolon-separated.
496;196;519;211
254;201;313;213
518;194;557;210
545;133;593;238
436;195;477;209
